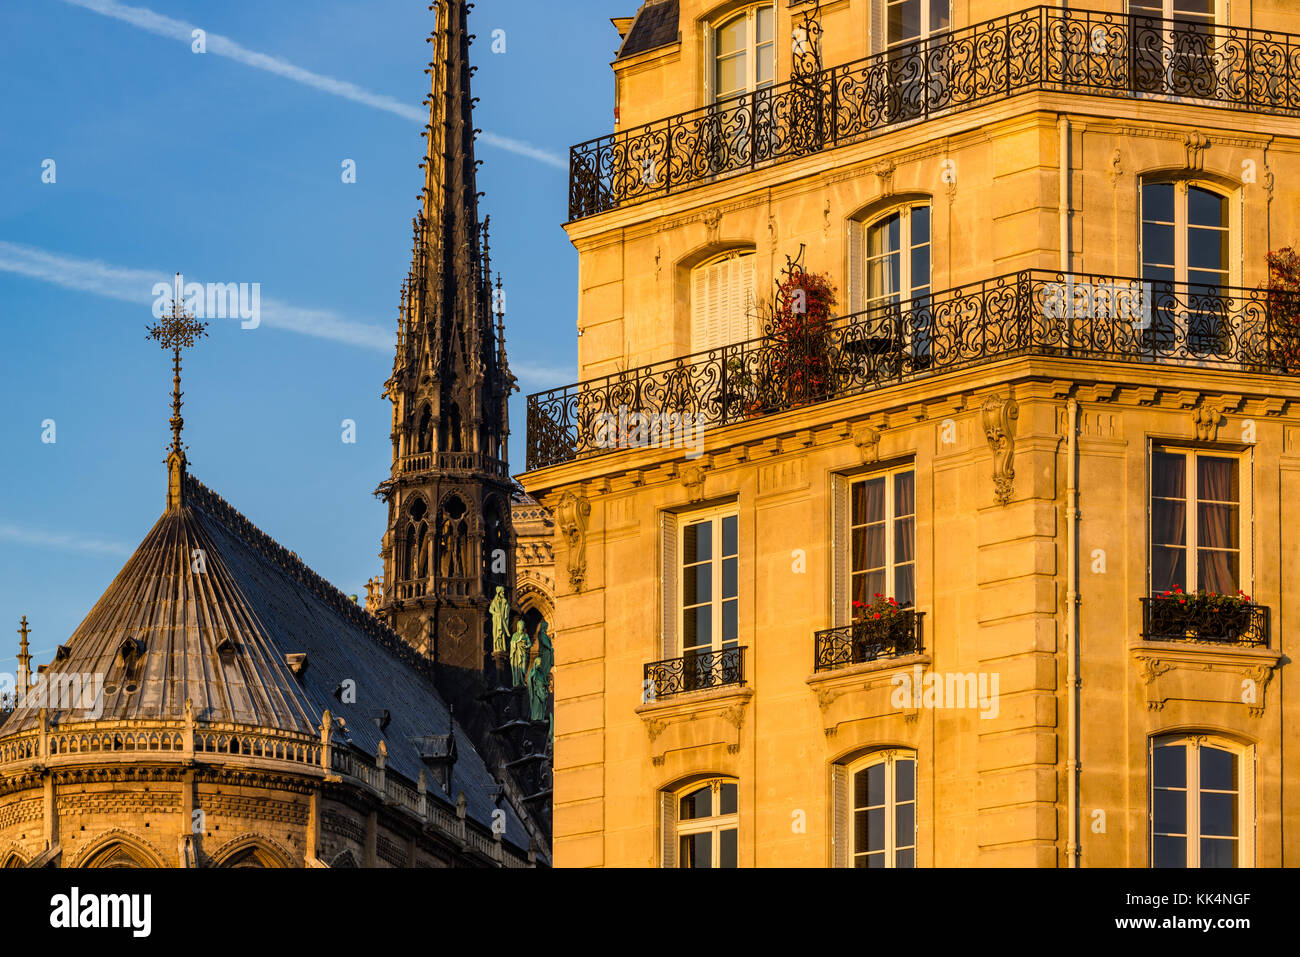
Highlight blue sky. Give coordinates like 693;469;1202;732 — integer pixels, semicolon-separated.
0;0;625;665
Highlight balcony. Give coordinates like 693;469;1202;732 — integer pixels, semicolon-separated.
814;611;925;674
527;271;1299;470
570;5;1300;221
645;647;746;700
1140;596;1270;647
398;452;509;479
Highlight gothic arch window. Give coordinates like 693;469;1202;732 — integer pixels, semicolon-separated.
416;403;434;454
406;497;431;581
214;840;290;868
79;837;163;869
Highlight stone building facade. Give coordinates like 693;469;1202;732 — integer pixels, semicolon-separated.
523;0;1300;866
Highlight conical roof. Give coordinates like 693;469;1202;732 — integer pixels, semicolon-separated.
0;472;533;851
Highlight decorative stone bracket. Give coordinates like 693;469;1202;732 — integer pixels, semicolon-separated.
635;686;753;765
1132;642;1282;717
982;394;1019;506
556;491;591;593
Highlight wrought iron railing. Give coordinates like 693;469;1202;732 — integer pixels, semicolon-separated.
814;611;925;673
645;646;746;699
527;271;1299;469
570;6;1300;220
1140;597;1270;647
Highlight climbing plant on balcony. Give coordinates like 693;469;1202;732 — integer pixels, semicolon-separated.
751;247;839;411
1267;247;1300;370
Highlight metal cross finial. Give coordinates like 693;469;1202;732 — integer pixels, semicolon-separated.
146;273;208;459
17;616;29;648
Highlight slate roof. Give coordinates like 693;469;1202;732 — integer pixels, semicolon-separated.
617;0;679;60
0;472;534;853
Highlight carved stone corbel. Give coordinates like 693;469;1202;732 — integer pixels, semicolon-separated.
1192;404;1224;442
981;394;1019;506
702;208;722;245
853;425;882;463
1136;656;1173;711
1243;664;1273;718
679;463;706;503
872;159;896;198
556;491;591;593
1184;131;1210;173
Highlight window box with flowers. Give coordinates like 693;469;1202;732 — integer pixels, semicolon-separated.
1140;588;1269;647
813;595;924;672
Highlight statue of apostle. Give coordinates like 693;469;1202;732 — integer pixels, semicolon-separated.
527;649;548;722
510;619;530;688
488;586;511;659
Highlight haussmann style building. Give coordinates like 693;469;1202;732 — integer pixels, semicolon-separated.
522;0;1300;867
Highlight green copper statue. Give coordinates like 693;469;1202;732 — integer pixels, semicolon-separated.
488;586;510;659
509;619;530;687
537;621;554;677
527;651;548;721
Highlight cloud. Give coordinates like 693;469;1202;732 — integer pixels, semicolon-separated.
0;523;131;557
0;241;393;352
58;0;567;170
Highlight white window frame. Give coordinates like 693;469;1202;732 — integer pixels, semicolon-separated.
709;3;777;104
835;749;917;868
669;778;739;868
1148;444;1253;597
884;0;951;49
690;250;756;355
677;505;740;657
1150;733;1254;868
849;466;916;611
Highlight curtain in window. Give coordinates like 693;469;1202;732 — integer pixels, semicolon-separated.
1197;457;1238;594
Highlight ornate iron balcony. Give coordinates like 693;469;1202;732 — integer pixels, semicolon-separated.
570;5;1300;220
644;646;746;700
527;271;1300;470
814;612;925;674
1140;596;1270;647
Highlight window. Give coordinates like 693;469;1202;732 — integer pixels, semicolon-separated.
875;1;951;122
1141;182;1230;353
691;251;756;354
680;509;740;689
714;5;775;103
661;778;739;868
1129;1;1219;98
849;205;932;367
851;468;916;609
1151;734;1253;867
1150;448;1248;596
832;750;917;867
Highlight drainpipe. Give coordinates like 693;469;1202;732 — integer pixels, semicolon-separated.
1065;397;1080;867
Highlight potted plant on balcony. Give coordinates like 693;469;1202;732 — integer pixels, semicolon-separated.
1148;586;1257;644
850;594;914;662
1265;247;1300;372
753;249;839;411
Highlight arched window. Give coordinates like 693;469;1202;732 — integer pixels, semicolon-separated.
848;204;932;366
1151;733;1253;867
1141;180;1231;353
713;5;775;103
691;251;756;353
832;749;917;867
660;776;739;868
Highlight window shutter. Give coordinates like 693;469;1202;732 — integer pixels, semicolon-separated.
847;220;864;314
660;790;678;868
691;266;711;355
704;23;716;104
693;254;757;353
831;763;849;867
1242;747;1256;867
661;511;679;659
870;0;885;55
731;253;756;343
831;473;851;627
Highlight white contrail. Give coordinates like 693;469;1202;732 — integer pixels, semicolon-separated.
0;241;391;352
0;523;131;557
0;241;571;385
58;0;567;170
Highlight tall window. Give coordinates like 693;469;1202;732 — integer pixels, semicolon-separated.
681;508;740;689
850;205;932;368
833;750;917;867
1129;1;1219;97
1141;182;1229;353
1151;734;1251;868
691;251;756;354
714;5;776;102
851;468;916;608
1151;448;1246;596
664;778;739;868
876;1;951;121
